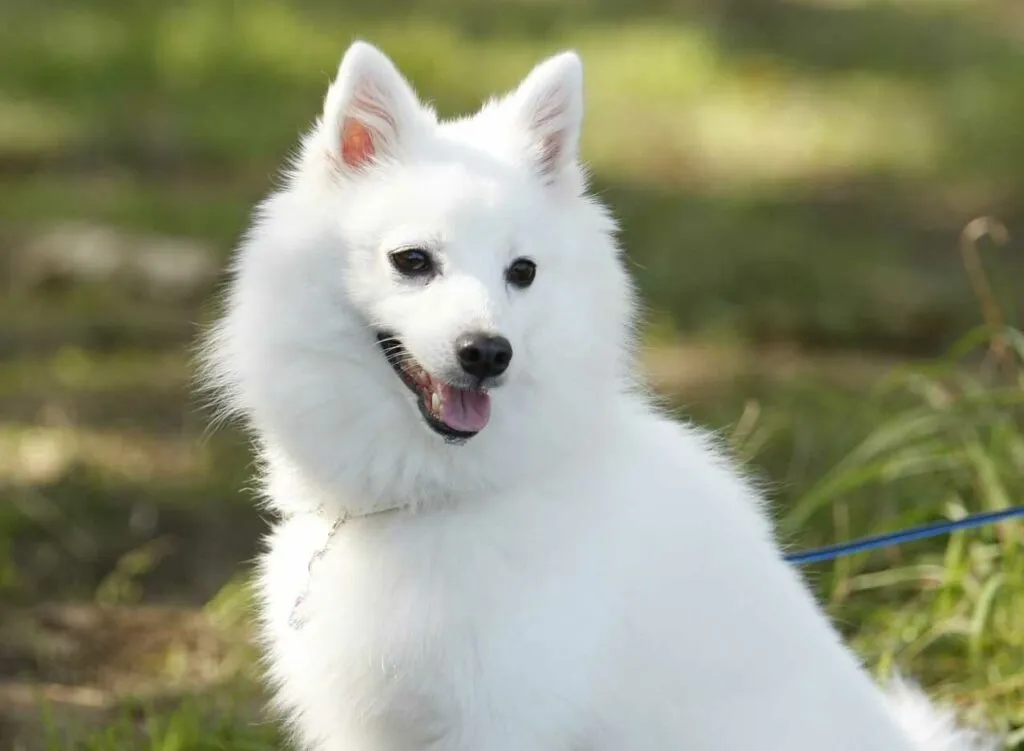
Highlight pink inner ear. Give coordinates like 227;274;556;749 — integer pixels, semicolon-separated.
538;130;563;176
341;119;376;168
528;87;570;179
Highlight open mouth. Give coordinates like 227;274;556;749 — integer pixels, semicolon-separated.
376;332;491;441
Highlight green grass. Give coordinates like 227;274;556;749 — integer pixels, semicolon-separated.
676;329;1024;743
27;326;1022;749
764;328;1024;742
44;700;282;751
3;0;1024;347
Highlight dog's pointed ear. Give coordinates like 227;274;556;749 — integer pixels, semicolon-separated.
322;41;421;172
508;51;584;184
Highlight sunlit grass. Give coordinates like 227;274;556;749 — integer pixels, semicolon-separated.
785;327;1024;741
697;331;1024;745
3;0;1020;187
46;704;281;751
4;0;1021;346
0;423;201;486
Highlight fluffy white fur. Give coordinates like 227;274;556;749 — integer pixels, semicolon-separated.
202;42;997;750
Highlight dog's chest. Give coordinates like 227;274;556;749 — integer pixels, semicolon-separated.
262;510;607;749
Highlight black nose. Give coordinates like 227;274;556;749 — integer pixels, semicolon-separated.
455;333;513;380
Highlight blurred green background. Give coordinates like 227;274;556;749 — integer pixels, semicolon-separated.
1;0;1022;748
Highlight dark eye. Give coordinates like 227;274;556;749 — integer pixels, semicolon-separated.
389;248;434;278
505;258;536;289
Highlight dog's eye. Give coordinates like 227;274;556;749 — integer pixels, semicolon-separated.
505;258;536;289
389;248;434;277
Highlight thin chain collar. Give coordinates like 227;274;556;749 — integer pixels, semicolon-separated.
285;503;407;630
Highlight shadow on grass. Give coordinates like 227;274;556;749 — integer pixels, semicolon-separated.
0;601;280;750
3;450;262;606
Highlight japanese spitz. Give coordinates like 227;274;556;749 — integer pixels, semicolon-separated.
202;41;995;751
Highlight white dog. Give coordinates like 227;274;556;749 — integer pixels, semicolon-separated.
202;41;995;750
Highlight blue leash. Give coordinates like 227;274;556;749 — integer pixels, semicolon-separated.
784;505;1024;566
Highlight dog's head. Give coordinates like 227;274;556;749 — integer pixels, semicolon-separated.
205;43;637;509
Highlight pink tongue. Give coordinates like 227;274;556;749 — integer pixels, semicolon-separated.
439;383;491;433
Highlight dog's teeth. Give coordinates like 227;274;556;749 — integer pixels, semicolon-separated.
430;392;441;414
